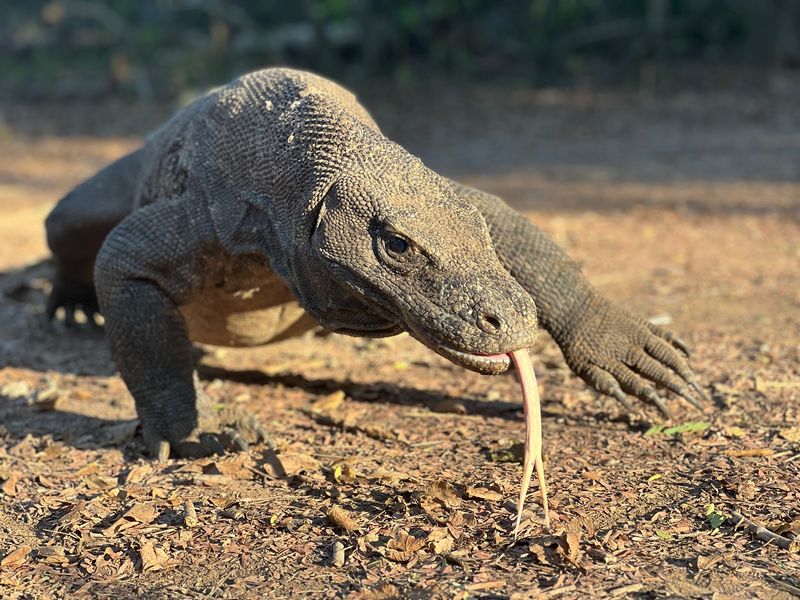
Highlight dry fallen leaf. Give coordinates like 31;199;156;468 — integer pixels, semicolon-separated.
84;475;119;490
1;472;20;497
696;553;725;571
426;479;462;507
368;467;409;483
427;528;454;554
103;503;159;536
139;541;169;572
311;390;345;413
465;486;502;502
203;453;256;480
327;505;359;533
125;464;154;484
1;545;31;569
778;427;800;443
382;530;425;562
723;426;747;438
266;450;322;478
561;530;581;564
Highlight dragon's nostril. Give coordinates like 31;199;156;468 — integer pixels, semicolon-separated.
479;311;503;333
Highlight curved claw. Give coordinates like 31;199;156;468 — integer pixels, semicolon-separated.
642;389;670;419
680;390;704;411
647;322;691;357
671;336;691;357
201;434;227;456
611;387;633;412
220;428;250;452
689;380;710;403
155;440;170;462
47;276;101;324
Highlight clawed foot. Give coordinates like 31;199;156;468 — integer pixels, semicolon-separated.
46;273;102;327
145;397;271;461
559;294;710;418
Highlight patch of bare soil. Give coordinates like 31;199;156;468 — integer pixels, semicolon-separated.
0;82;799;598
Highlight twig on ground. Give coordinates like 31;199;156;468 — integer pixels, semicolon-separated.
727;512;799;552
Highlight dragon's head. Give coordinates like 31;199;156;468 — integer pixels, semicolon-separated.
306;143;538;374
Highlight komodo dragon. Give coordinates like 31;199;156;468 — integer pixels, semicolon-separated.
45;68;706;460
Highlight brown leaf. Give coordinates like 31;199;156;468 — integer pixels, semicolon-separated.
327;505;359;533
36;545;67;566
103;503;159;536
271;451;321;478
779;427;800;443
528;534;576;567
380;530;425;563
368;467;409;483
125;464;154;484
464;486;502;502
311;390;345;414
84;475;119;490
388;530;425;553
426;479;462;507
204;453;256;480
696;554;724;571
1;545;31;569
427;528;454;554
775;519;800;536
561;530;581;563
1;472;20;497
139;541;169;572
125;503;159;524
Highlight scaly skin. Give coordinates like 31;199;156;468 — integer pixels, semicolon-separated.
453;182;707;415
45;68;705;458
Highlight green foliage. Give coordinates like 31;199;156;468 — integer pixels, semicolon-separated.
645;421;710;437
705;503;726;530
2;0;798;99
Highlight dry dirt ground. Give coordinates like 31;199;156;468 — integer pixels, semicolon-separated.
0;79;799;599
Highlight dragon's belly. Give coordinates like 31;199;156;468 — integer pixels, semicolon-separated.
178;256;319;347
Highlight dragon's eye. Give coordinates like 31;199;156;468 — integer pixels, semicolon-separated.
386;234;409;255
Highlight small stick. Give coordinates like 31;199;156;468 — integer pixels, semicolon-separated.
727;512;799;552
509;349;549;538
183;500;199;528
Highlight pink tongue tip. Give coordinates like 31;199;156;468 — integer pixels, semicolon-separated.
508;349;550;539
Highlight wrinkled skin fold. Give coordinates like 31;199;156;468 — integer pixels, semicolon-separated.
44;68;706;460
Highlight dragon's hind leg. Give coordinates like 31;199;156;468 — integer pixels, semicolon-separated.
45;148;143;324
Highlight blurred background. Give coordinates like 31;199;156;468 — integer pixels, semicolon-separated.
2;0;800;100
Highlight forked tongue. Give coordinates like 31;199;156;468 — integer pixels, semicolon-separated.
508;349;549;538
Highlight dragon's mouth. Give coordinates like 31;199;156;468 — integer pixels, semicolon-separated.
436;346;511;375
333;323;403;337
